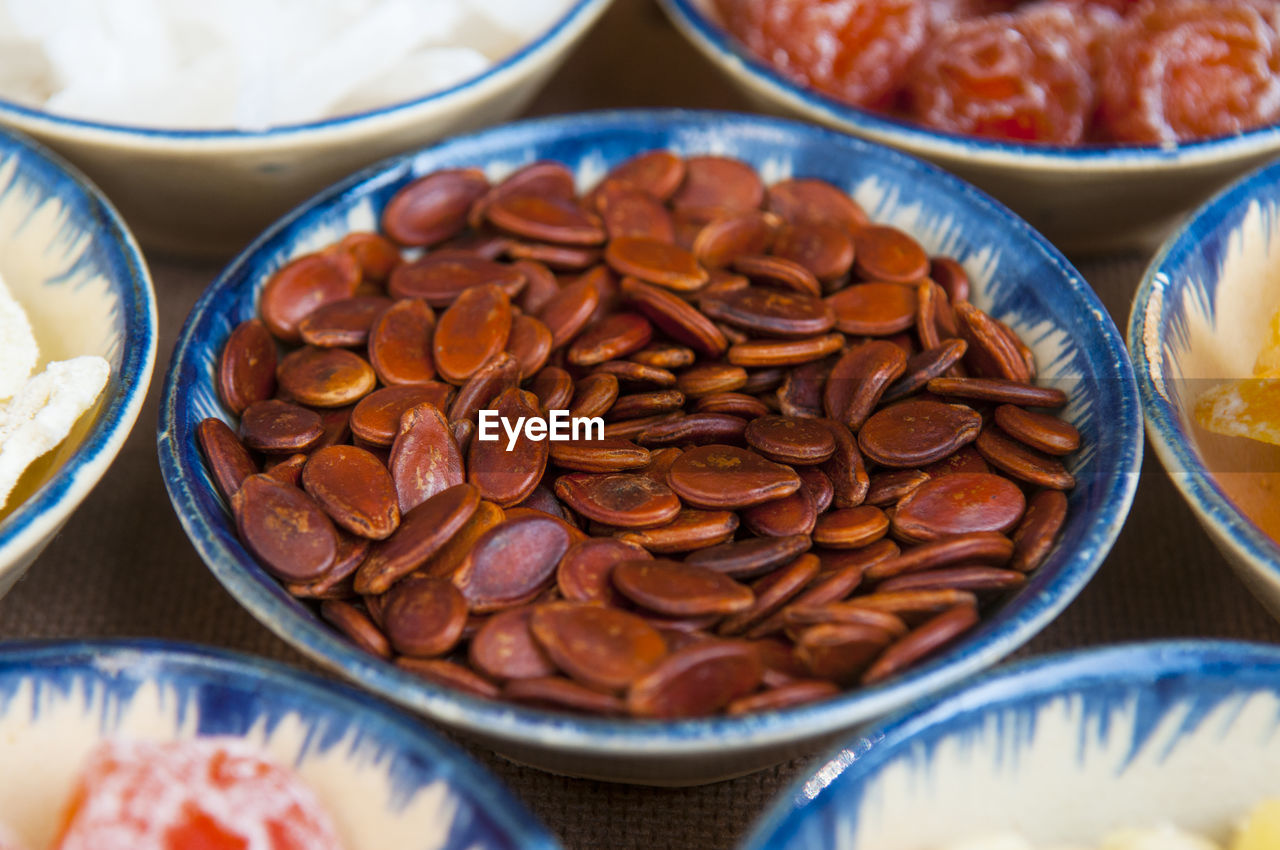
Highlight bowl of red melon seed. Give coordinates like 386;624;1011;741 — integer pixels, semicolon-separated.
660;0;1280;254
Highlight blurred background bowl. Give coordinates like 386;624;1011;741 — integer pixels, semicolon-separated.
1131;158;1280;623
0;0;613;259
742;641;1280;850
0;127;155;601
0;639;559;850
158;109;1141;785
657;0;1280;256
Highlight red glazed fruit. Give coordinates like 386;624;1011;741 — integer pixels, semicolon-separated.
52;739;345;850
1097;0;1280;143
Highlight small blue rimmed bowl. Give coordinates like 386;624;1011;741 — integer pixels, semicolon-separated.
0;640;558;850
743;640;1280;849
1130;158;1280;622
0;127;156;601
658;0;1280;254
0;0;613;258
158;109;1142;785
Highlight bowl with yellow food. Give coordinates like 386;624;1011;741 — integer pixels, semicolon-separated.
1130;157;1280;620
744;641;1280;850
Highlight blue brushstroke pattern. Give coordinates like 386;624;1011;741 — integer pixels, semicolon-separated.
743;641;1280;850
0;640;558;850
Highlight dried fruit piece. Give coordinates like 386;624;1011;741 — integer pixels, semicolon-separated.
52;739;345;850
1098;0;1280;144
718;0;929;109
908;10;1094;143
1195;376;1280;446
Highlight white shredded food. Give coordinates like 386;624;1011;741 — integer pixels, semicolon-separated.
0;272;36;402
0;0;576;130
0;272;109;512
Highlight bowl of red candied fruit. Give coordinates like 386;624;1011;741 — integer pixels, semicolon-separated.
660;0;1280;253
158;109;1141;785
0;640;557;850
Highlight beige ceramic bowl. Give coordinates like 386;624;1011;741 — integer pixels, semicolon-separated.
0;128;156;600
1131;157;1280;621
0;0;613;258
659;0;1280;255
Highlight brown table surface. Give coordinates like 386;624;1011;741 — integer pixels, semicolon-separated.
6;2;1280;848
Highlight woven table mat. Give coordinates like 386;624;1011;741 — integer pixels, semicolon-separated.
5;2;1280;847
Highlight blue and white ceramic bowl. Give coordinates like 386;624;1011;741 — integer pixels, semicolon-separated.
158;109;1142;785
658;0;1280;254
0;0;612;258
743;641;1280;850
1131;159;1280;622
0;640;558;850
0;127;156;601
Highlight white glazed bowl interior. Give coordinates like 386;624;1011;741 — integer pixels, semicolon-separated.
743;641;1280;850
0;130;156;600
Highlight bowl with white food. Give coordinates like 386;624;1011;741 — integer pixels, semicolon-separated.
743;641;1280;850
0;0;614;257
0;125;156;600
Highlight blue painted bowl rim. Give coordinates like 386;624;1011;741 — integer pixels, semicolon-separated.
741;639;1280;850
0;0;611;142
1128;158;1280;583
159;107;1142;756
658;0;1280;169
0;125;157;564
0;637;560;850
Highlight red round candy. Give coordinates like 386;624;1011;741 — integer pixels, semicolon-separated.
907;9;1095;143
717;0;929;109
52;739;345;850
1097;0;1280;144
